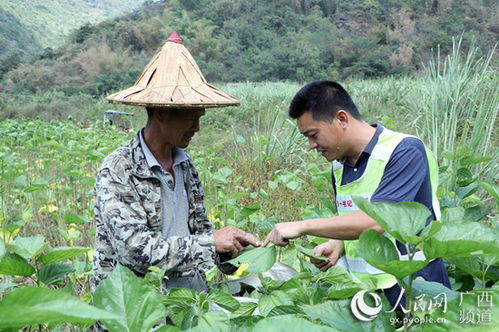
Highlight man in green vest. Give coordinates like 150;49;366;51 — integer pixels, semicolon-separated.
263;80;450;308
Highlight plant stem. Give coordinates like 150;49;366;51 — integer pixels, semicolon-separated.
403;244;416;332
403;273;415;332
34;260;40;286
481;264;491;288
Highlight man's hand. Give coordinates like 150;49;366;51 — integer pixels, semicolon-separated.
214;226;261;258
311;239;344;271
262;221;305;247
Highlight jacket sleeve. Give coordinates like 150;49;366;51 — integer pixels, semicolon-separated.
186;160;238;275
95;159;217;277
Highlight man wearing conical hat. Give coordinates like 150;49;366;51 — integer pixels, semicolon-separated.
92;33;260;299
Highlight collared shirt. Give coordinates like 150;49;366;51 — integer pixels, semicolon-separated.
337;123;384;185
139;129;189;236
139;129;189;183
139;129;206;291
332;123;434;220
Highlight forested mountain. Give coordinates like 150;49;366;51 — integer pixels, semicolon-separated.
1;0;497;95
0;0;148;53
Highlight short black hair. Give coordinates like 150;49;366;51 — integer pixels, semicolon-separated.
288;80;361;122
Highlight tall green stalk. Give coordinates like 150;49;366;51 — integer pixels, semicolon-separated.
414;37;498;187
231;94;307;168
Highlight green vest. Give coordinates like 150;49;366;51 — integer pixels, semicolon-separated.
333;128;440;288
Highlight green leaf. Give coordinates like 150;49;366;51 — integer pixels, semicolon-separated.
93;264;165;332
327;282;365;299
441;207;465;223
188;326;227;332
480;181;499;201
166;305;197;329
314;266;359;284
459;155;491;166
259;188;270;199
302;299;394;331
446;256;499;281
320;195;337;213
441;151;455;160
37;262;75;285
456;168;473;186
230;192;247;200
423;221;499;259
463;206;489;223
163;288;199;306
0;253;35;276
411;277;460;301
196;311;229;329
285;180;301;190
228;246;276;273
290;287;326;305
230;302;258;318
267;305;301;317
358;230;428;279
258;291;293;317
212;167;233;183
154;326;182;332
268;181;278;190
181;305;203;330
211;157;229;165
419;220;442;239
207;289;240;312
455;145;471;158
0;286;118;329
25;181;48;193
239;204;260;219
294;243;328;262
455;181;479;199
353;198;430;245
230;315;263;331
64;213;91;224
7;235;47;260
253;314;332;332
37;246;90;264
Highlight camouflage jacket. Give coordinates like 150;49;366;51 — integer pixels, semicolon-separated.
92;133;228;290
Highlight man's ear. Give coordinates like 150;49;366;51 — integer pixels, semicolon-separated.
154;109;168;123
335;110;349;129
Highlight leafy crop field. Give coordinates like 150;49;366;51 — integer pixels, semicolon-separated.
0;46;498;331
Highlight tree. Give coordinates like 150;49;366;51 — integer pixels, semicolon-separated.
0;50;21;79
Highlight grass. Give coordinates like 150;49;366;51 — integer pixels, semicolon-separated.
414;37;498;184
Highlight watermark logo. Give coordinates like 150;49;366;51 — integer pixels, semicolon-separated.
350;290;382;321
349;289;493;327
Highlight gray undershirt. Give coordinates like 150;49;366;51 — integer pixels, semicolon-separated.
139;129;206;292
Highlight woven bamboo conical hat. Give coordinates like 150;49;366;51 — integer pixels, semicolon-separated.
106;32;239;108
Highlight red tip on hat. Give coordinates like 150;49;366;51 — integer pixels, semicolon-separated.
167;32;183;44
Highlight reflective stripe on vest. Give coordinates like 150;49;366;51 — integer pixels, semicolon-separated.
334;128;438;275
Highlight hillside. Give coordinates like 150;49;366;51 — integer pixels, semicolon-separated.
0;7;40;56
1;0;497;94
0;0;149;53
